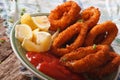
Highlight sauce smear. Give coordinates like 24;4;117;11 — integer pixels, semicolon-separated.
26;51;86;80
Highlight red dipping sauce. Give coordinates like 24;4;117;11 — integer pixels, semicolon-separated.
26;52;86;80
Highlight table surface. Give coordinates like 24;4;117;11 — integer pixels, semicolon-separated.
0;20;32;80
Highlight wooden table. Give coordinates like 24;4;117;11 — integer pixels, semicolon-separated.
0;21;31;80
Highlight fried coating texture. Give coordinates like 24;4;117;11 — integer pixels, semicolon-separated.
97;56;120;77
81;6;100;30
48;2;119;79
60;45;109;62
88;52;120;79
51;22;88;56
84;21;118;46
48;1;81;31
60;45;111;73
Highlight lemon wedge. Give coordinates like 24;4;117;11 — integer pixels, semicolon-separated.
15;24;33;42
32;16;50;31
35;31;52;51
22;31;52;52
21;13;37;30
22;38;41;52
32;28;40;43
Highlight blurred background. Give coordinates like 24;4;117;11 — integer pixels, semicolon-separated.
0;0;120;24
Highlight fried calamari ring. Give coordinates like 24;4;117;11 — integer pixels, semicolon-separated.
81;6;100;30
60;45;110;62
51;22;88;56
84;21;118;46
61;45;111;73
48;1;81;31
88;52;120;79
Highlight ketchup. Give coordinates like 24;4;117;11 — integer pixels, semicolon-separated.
26;52;86;80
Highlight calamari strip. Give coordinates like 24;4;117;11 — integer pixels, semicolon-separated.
61;45;111;73
60;45;110;62
88;52;120;79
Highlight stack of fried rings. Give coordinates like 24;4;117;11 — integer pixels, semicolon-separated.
60;45;120;79
48;1;120;79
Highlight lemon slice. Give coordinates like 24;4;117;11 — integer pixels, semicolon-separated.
21;13;37;30
35;31;52;51
15;24;33;42
32;16;50;31
32;28;40;43
22;38;41;52
22;31;52;52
